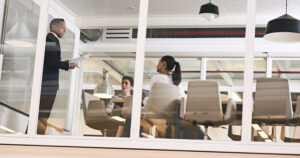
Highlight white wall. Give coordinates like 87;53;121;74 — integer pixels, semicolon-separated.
0;145;298;158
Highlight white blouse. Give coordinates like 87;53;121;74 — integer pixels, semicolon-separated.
143;74;186;106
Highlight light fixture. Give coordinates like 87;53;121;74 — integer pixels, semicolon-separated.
4;11;34;47
199;0;219;21
93;69;114;99
4;1;34;47
264;0;300;42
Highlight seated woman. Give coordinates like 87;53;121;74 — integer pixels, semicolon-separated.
106;76;134;113
143;55;185;106
106;76;134;137
141;55;185;138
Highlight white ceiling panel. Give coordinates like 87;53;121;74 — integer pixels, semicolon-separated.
57;0;300;17
57;0;300;28
58;0;140;17
148;0;247;16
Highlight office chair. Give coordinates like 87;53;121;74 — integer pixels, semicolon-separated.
181;80;233;140
81;91;124;136
284;95;300;142
253;78;293;142
142;82;181;138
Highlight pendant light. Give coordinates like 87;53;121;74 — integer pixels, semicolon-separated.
93;69;114;99
199;0;219;21
4;0;34;48
264;0;300;42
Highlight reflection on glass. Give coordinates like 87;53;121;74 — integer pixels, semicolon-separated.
0;0;39;135
37;0;140;137
81;59;136;137
37;17;76;135
253;0;300;143
140;0;247;141
252;60;300;143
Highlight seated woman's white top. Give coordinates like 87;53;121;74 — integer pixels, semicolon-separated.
143;74;186;105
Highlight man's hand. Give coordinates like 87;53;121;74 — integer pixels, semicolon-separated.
69;63;78;69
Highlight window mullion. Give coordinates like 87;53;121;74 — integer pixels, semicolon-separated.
130;0;149;139
241;0;257;143
27;0;49;137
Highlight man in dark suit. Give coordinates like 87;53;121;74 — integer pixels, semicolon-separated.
38;18;77;134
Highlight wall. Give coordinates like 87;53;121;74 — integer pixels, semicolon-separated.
0;145;299;158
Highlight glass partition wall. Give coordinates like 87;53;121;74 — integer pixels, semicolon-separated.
39;19;76;136
61;0;140;137
0;0;300;154
140;0;247;141
0;0;40;135
252;0;300;143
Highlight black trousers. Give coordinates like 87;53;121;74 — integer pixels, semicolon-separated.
39;90;57;120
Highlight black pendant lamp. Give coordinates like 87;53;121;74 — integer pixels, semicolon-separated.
264;0;300;42
199;0;219;21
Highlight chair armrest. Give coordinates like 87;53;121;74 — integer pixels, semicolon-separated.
224;98;236;121
294;96;300;118
180;97;186;119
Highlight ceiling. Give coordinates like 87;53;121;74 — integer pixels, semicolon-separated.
58;0;300;18
55;0;300;29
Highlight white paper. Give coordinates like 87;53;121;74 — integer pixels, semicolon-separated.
69;53;91;64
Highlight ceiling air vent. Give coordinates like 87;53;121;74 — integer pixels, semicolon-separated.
103;28;132;40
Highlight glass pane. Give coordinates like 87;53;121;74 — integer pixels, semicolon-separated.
252;0;300;143
140;0;247;141
0;0;40;134
37;0;140;137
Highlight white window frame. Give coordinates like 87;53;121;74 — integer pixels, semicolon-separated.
0;0;300;155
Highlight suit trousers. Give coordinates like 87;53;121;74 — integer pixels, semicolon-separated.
39;91;57;120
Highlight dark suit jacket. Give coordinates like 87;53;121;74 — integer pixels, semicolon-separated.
41;33;69;94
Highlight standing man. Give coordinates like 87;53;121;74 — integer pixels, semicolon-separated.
38;18;77;134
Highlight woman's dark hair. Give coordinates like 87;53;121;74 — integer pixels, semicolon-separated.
122;76;134;86
161;55;182;86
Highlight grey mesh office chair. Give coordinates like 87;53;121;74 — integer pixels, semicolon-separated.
181;80;233;140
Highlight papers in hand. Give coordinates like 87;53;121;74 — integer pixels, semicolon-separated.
69;53;91;64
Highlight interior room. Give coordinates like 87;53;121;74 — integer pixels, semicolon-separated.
0;0;300;155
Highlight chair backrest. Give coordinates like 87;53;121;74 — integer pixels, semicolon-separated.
293;96;300;119
145;82;180;119
184;80;223;123
81;91;108;123
253;78;293;120
121;95;133;119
